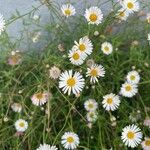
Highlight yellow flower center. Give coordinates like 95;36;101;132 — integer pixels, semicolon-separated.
130;75;135;80
19;122;25;127
88;103;94;108
107;98;113;104
36;93;43;100
145;140;150;146
65;9;71;16
127;131;135;139
90;69;98;77
127;2;134;9
119;11;125;17
67;137;74;143
67;78;76;87
89;13;98;22
79;44;86;52
104;46;109;52
125;85;132;91
72;52;80;60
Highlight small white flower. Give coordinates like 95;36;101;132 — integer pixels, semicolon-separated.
68;48;86;66
49;66;61;79
143;118;150;128
15;119;28;132
121;0;140;14
11;103;22;113
141;137;150;150
73;36;93;56
61;4;76;17
126;70;140;84
102;93;121;111
86;64;105;83
59;70;85;95
86;111;98;122
147;33;150;42
36;143;58;150
94;31;99;36
86;59;95;67
0;14;5;35
33;15;40;21
120;82;138;98
31;92;49;106
101;42;113;55
116;8;129;21
84;6;103;25
84;99;98;112
146;13;150;24
61;132;80;149
121;124;142;148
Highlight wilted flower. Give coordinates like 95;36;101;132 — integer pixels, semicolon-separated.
49;66;61;79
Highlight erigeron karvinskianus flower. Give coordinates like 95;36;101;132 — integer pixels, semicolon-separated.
126;70;140;84
0;14;5;35
101;42;113;55
102;93;121;111
116;8;129;21
120;82;138;98
31;92;50;106
73;36;93;56
86;64;105;83
8;50;22;66
59;70;85;95
36;143;58;150
68;48;86;66
121;0;140;14
61;132;80;149
61;4;76;17
49;66;61;79
86;111;98;122
15;119;28;132
121;124;142;148
84;99;98;112
146;13;150;24
11;103;22;113
84;6;103;25
143;118;150;128
141;137;150;150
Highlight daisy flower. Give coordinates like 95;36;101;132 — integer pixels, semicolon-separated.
148;33;150;43
126;70;140;84
102;93;121;111
8;50;22;66
121;0;140;14
86;111;98;122
101;42;113;55
84;99;98;112
15;119;28;132
141;137;150;150
11;103;22;113
0;14;5;35
120;82;138;98
59;70;85;95
73;36;93;56
68;48;86;66
116;8;129;21
61;4;76;17
49;66;61;79
31;92;49;106
61;132;80;149
143;118;150;128
86;64;105;83
146;13;150;24
36;143;58;150
121;124;142;148
84;6;103;25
